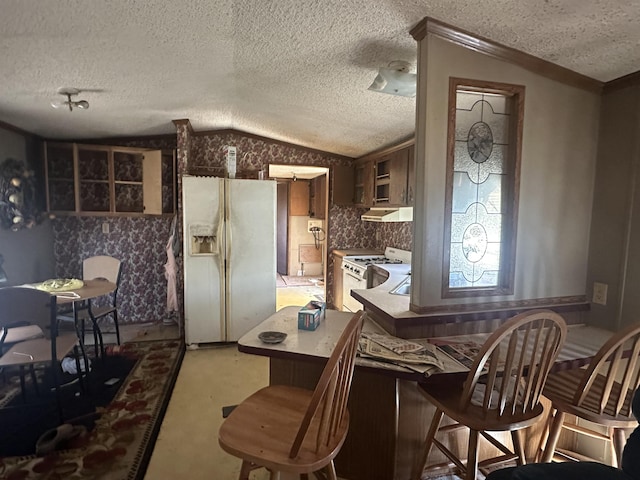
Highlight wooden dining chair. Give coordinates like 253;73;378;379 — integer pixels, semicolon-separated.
218;311;366;480
58;255;122;356
414;309;567;480
540;321;640;466
0;287;82;417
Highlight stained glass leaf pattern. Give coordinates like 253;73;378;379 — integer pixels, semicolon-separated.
449;90;510;289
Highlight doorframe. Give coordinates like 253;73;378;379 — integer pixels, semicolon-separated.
269;164;329;298
276;181;289;275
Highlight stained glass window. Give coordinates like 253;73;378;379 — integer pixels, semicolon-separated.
444;79;524;297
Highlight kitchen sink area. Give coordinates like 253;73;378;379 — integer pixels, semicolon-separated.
390;274;411;295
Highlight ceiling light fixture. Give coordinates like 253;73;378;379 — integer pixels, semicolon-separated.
51;87;89;111
368;60;417;98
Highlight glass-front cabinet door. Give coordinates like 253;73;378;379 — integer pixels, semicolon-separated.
77;145;110;212
44;142;174;216
113;149;144;213
45;143;76;212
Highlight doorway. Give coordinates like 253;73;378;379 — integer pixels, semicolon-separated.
276;182;289;275
269;164;329;308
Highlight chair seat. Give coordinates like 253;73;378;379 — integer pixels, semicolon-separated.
544;371;637;428
218;384;349;474
77;305;117;320
0;333;78;367
2;325;44;344
418;381;545;433
58;305;116;321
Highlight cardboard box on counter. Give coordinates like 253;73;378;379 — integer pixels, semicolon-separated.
298;301;326;331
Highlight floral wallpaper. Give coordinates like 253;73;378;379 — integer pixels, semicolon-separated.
50;126;413;323
50;136;180;325
52;216;179;324
376;222;413;252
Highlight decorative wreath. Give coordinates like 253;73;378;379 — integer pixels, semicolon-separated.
0;158;42;231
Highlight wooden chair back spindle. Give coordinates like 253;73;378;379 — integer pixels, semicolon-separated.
289;311;364;458
460;310;567;419
572;323;640;418
541;322;640;465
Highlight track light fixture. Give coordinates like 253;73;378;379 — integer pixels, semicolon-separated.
51;87;89;111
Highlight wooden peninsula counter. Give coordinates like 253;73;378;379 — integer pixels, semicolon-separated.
238;307;612;480
350;265;590;339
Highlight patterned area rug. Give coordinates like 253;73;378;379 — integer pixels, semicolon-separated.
0;339;184;480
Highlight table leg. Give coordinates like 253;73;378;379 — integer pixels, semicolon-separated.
73;301;90;374
87;300;105;360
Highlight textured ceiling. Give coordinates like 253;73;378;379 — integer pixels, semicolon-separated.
1;0;639;157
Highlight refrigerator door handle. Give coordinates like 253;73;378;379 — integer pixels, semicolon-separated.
216;219;224;257
224;179;232;271
226;218;232;270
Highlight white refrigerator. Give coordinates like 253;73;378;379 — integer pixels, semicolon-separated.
182;175;276;345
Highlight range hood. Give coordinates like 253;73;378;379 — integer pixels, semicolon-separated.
361;207;413;222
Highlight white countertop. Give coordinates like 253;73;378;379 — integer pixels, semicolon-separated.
238;306;458;377
238;306;386;359
238;307;614;378
352;263;420;319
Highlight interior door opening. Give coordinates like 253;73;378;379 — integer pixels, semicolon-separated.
269;164;329;310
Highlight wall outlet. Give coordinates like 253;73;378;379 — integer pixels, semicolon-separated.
308;219;322;232
102;222;110;234
593;282;608;305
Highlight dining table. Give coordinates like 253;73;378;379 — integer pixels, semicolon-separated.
10;278;118;362
238;307;615;480
53;278;117;360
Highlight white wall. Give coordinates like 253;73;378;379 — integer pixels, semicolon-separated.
412;35;601;309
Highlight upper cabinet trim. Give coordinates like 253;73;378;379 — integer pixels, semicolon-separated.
410;17;603;95
357;136;414;163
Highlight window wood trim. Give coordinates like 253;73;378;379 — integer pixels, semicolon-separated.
442;77;525;299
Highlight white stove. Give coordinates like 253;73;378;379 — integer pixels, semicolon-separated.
341;247;411;312
342;247;411;280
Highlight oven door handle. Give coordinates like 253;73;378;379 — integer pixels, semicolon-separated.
344;270;363;281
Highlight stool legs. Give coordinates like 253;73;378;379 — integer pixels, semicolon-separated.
511;430;526;465
541;408;565;462
414;408;445;480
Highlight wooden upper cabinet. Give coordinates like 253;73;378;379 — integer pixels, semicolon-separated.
45;142;76;212
354;160;375;207
374;148;409;207
44;141;175;216
331;165;355;206
355;139;414;208
289;180;309;216
309;174;326;219
142;150;163;215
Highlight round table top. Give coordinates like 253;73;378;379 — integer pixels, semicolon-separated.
53;278;117;304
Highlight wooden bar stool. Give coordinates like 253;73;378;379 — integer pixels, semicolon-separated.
218;311;365;480
414;310;567;480
541;322;640;466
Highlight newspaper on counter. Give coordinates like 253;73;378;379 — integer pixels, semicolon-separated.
357;332;444;373
360;332;426;354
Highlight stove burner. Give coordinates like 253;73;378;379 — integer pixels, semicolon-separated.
351;257;404;266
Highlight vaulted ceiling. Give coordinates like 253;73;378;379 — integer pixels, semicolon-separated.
1;1;638;157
